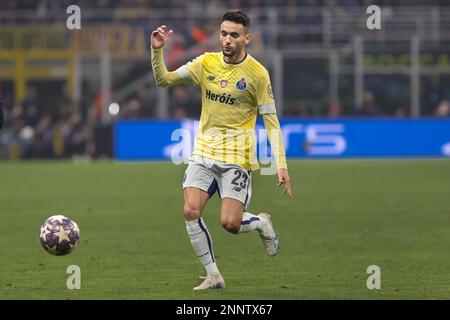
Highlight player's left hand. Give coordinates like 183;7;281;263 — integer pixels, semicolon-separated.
277;168;292;198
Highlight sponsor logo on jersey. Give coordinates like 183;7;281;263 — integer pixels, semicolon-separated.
236;77;247;91
207;75;215;81
205;89;236;106
220;80;228;88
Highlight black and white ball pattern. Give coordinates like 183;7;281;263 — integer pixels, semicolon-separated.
40;215;80;255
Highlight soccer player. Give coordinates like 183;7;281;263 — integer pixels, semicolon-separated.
151;10;292;290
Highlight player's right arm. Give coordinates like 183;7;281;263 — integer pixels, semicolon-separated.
150;25;198;88
151;25;186;87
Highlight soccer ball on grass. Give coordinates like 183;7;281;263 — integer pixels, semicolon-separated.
40;215;80;256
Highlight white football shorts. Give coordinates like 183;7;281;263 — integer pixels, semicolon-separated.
182;155;252;208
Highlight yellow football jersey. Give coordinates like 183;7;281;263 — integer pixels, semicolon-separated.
151;48;287;171
178;52;277;170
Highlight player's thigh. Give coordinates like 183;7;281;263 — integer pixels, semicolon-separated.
183;187;210;220
220;197;244;229
182;161;217;220
217;166;252;210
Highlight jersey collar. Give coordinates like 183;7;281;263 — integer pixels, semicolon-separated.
221;52;248;67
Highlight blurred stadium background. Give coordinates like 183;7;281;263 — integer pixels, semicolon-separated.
1;0;450;160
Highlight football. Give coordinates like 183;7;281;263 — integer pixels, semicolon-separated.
39;215;80;256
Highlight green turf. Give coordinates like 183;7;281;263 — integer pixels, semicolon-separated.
0;159;449;299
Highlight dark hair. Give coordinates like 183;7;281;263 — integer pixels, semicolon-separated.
221;10;250;29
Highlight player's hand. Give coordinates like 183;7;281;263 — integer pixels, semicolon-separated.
151;25;173;49
277;168;292;199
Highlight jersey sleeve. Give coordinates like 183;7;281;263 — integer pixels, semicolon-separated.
177;53;206;86
256;69;276;115
256;69;287;169
151;47;192;87
262;113;287;169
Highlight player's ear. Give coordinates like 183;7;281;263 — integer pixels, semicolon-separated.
245;33;252;45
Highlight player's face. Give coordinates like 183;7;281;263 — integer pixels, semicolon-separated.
220;21;251;58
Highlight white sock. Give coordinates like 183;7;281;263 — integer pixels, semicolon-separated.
185;218;220;276
239;212;264;233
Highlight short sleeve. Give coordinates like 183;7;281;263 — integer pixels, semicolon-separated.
256;69;276;115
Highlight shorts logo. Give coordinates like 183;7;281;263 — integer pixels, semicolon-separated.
233;187;242;192
207;75;215;81
220;80;228;88
236;77;247;91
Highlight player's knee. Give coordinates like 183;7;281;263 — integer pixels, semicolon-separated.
220;218;240;234
183;205;202;221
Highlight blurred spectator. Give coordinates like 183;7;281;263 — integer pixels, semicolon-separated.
32;114;54;158
170;86;195;117
395;106;408;118
353;91;380;117
121;99;142;119
190;23;209;44
434;100;450;117
92;89;106;123
61;112;87;157
166;32;188;70
328;102;341;118
21;86;42;127
422;75;446;115
59;85;78;121
136;86;156;118
0;110;30;159
171;107;188;119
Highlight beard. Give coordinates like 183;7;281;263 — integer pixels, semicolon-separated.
221;43;242;58
222;50;234;57
222;48;236;57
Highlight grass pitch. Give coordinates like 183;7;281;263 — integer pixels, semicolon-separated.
0;159;449;299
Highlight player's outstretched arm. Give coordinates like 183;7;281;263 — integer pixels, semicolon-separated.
262;113;292;198
150;25;189;88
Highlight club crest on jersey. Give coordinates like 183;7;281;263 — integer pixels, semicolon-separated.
236;77;247;91
220;80;228;88
207;75;215;81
